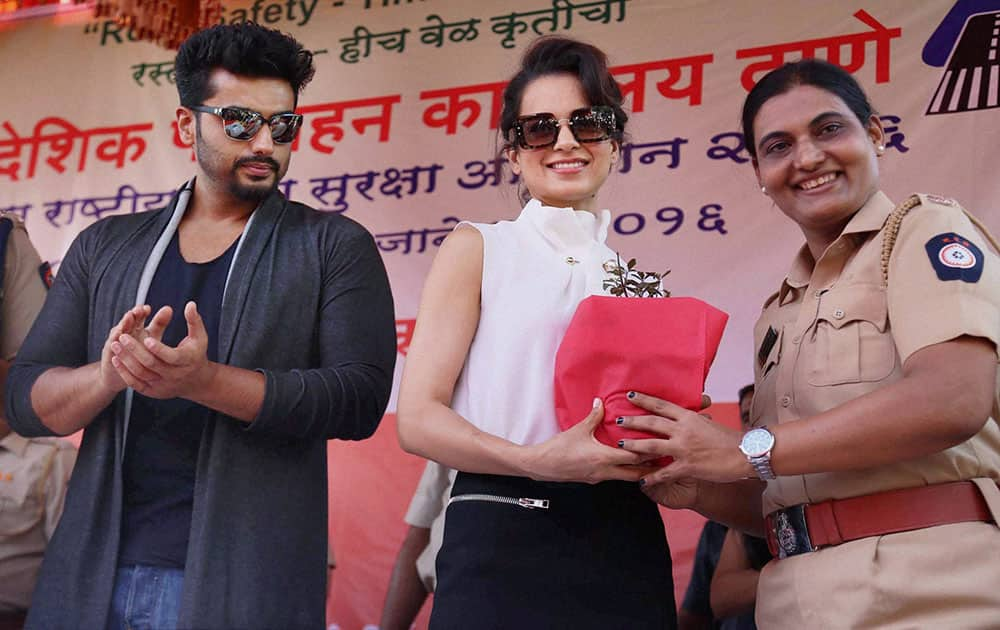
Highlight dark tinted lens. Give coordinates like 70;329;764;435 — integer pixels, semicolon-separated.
268;113;302;144
570;107;614;142
220;107;263;140
518;115;559;148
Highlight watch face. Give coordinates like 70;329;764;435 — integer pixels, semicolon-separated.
741;428;774;457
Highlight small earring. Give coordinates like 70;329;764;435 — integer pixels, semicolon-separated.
760;185;767;194
877;144;885;152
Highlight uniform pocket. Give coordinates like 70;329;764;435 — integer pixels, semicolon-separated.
805;285;896;386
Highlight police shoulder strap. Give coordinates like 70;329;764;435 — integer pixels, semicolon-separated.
880;194;1000;288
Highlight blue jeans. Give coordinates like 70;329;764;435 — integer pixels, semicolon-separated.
106;565;184;630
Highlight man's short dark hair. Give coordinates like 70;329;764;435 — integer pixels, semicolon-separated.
738;384;754;403
175;22;315;108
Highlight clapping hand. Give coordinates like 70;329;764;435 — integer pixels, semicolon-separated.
100;304;171;395
109;301;216;400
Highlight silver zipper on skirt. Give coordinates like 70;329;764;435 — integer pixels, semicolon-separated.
448;493;550;509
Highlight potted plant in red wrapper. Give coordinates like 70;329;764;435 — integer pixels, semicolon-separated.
553;255;728;462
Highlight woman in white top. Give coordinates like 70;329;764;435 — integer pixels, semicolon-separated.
397;36;675;629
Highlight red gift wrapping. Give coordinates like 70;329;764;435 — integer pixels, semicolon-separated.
553;295;729;461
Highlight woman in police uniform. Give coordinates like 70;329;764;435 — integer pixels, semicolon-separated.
618;59;1000;628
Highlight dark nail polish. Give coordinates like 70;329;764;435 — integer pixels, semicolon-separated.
615;417;624;425
638;478;646;487
617;439;625;448
627;391;636;399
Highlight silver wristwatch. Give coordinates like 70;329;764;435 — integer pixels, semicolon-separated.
739;427;776;480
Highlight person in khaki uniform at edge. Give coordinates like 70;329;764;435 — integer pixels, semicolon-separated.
0;215;76;630
379;460;455;630
613;59;1000;629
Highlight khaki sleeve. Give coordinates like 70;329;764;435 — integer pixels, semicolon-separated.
403;460;450;528
887;199;1000;365
2;220;48;359
43;441;77;540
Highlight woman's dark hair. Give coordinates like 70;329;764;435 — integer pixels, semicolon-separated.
498;36;627;149
175;22;315;108
740;59;875;160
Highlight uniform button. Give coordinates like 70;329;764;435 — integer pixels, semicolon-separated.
792;335;801;344
780;395;791;407
833;308;845;319
813;290;822;298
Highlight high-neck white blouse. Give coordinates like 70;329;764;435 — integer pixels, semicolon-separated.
451;198;616;445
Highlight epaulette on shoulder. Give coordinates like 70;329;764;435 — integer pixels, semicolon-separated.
904;193;999;255
914;192;961;209
881;193;1000;285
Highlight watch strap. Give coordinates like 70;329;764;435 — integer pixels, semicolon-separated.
749;454;775;480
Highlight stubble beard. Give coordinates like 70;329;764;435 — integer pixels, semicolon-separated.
194;124;285;203
228;156;283;202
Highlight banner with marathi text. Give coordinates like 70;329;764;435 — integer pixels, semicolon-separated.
2;1;998;627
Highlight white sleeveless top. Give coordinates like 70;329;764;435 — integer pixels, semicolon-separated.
452;198;616;445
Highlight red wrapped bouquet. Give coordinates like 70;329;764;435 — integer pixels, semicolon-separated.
553;258;728;461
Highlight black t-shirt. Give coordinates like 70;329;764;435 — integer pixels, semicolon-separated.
118;231;237;568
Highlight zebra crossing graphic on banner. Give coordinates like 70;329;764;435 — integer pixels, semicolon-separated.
927;10;1000;114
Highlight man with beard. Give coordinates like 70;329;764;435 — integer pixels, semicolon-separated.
5;23;396;630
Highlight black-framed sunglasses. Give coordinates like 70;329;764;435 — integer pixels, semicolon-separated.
511;105;618;150
189;105;304;144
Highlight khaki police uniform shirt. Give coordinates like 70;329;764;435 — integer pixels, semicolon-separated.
1;215;48;361
0;434;76;612
751;191;1000;629
1;213;69;613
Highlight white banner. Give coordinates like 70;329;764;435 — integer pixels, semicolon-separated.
3;1;998;626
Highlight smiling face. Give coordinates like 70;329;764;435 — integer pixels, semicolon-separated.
177;69;295;207
752;84;884;254
506;73;618;212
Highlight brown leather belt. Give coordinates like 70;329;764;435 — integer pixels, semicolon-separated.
765;481;995;559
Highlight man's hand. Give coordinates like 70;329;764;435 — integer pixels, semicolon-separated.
110;301;216;400
101;305;172;396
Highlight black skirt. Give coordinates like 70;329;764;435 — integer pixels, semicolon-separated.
430;472;676;630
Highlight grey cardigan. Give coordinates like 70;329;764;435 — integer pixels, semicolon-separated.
7;184;397;629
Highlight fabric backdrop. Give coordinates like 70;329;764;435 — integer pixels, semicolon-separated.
2;1;997;627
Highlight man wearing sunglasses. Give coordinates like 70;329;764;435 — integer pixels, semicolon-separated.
6;22;396;630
